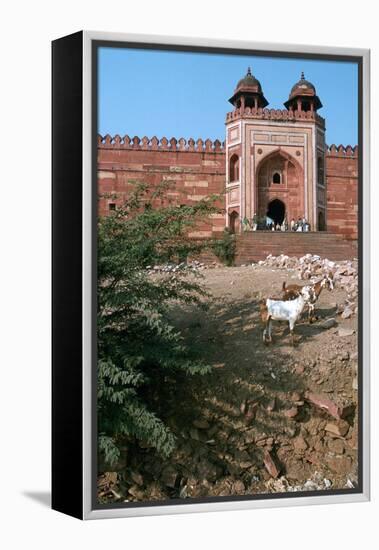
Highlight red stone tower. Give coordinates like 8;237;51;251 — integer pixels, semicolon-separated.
225;69;327;232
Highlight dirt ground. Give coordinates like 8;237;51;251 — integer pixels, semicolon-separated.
99;264;359;503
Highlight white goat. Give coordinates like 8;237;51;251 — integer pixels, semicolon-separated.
260;294;306;346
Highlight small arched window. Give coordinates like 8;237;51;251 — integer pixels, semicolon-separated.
229;154;239;182
229;210;239;234
273;172;281;184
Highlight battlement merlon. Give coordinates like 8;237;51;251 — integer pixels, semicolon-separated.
225;107;325;129
97;135;357;158
325;144;358;158
97;135;225;152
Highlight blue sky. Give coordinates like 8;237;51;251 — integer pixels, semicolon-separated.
98;47;358;146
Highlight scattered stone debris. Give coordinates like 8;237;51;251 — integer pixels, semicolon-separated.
98;471;117;491
267;472;334;493
146;260;221;274
99;260;358;504
97;472;120;502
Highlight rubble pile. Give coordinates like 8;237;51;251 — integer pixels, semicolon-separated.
267;471;333;493
145;260;220;274
101;381;359;503
258;254;300;270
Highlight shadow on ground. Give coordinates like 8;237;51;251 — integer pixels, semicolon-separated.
22;491;51;508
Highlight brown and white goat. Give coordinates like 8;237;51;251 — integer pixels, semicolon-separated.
281;273;334;323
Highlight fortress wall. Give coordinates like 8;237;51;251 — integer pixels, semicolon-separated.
98;136;359;240
325;145;359;240
97;136;226;238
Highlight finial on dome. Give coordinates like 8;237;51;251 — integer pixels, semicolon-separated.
284;71;322;111
228;67;269;108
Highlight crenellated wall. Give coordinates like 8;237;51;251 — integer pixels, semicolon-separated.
325;144;359;240
98;135;358;240
98;134;225;152
97;135;226;239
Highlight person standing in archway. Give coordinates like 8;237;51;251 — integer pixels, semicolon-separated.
242;216;250;232
251;212;258;231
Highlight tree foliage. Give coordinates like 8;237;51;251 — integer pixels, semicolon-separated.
97;182;219;466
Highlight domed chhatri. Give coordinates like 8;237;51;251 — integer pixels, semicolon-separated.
229;67;269;109
290;71;316;96
236;67;263;93
284;72;322;111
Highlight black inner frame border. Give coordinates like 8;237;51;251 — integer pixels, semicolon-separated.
91;39;364;511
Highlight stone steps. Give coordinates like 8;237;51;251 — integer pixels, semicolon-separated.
234;232;358;264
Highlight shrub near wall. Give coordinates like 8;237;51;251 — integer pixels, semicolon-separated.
212;228;236;266
97;182;220;469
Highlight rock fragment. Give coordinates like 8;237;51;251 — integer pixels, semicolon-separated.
284;406;299;418
293;436;308;453
338;328;355;337
305;392;352;420
325;420;350;437
263;451;280;478
320;318;337;329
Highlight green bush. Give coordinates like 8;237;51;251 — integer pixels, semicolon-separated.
97;182;219;467
212;227;236;266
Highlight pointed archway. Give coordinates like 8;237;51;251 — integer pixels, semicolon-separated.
256;149;303;224
229;210;239;234
267;199;285;225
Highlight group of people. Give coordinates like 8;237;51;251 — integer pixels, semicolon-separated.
241;214;311;232
290;217;311;232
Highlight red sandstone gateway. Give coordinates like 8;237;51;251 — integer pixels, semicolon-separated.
52;31;370;521
98;69;358;245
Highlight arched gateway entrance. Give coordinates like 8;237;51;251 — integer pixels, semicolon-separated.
267;199;285;226
256;149;303;226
